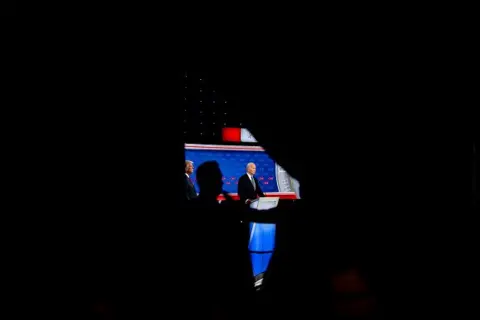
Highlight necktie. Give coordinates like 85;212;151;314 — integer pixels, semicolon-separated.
251;176;256;191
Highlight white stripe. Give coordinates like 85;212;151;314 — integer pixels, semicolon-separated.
185;143;264;151
249;223;256;245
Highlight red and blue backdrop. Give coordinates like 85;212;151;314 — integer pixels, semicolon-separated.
185;144;297;200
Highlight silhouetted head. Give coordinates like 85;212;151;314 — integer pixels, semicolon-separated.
196;161;224;198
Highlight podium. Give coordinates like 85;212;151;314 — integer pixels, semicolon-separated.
249;197;280;210
248;197;279;287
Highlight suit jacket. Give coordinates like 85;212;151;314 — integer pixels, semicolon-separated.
184;174;198;200
237;174;265;203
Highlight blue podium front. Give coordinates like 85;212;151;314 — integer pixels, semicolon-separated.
248;222;276;278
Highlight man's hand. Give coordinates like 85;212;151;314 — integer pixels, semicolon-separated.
245;199;252;204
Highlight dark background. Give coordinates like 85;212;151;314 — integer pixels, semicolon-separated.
1;0;16;15
4;41;476;317
183;72;244;144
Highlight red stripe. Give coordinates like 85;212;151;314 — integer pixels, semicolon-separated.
222;127;241;142
216;192;297;201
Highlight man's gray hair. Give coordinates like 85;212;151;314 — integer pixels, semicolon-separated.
246;162;255;169
185;160;193;168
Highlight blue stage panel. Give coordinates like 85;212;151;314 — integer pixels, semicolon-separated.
249;222;276;277
250;252;273;276
248;223;276;252
185;149;278;193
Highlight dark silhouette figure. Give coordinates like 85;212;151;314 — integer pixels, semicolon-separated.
187;161;254;319
195;161;225;203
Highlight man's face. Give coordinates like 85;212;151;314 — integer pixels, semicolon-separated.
247;164;256;175
186;162;194;174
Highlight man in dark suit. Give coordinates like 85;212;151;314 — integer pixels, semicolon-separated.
184;160;198;200
237;162;265;204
